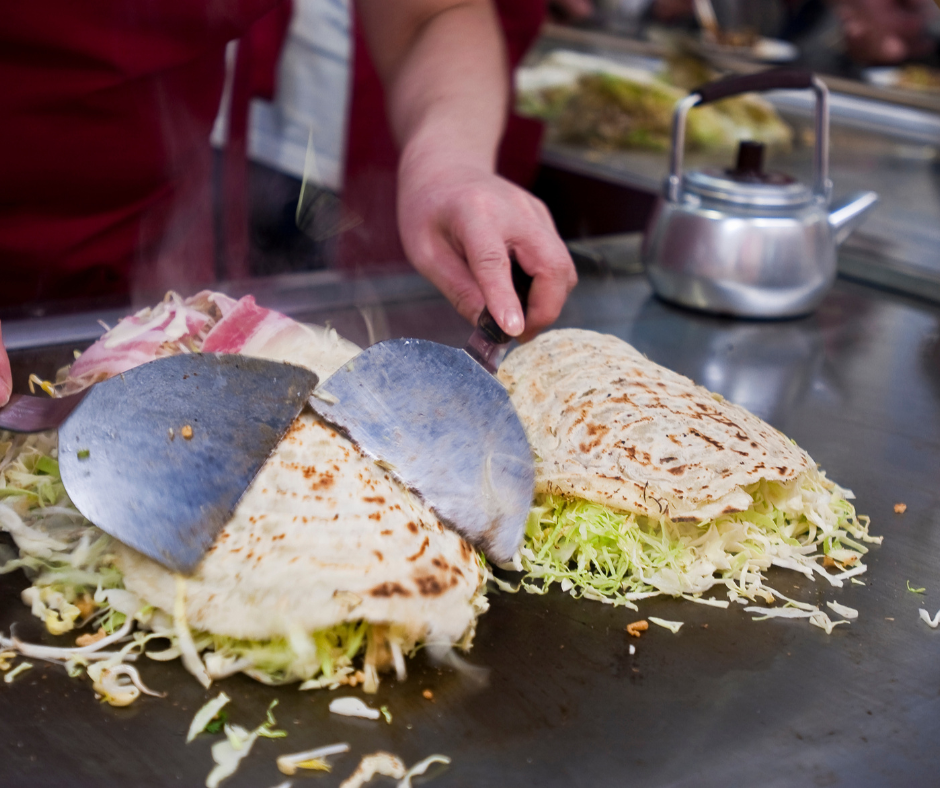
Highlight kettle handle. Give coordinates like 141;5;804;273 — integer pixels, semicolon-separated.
666;68;831;203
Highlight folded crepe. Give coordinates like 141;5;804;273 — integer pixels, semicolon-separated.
0;292;485;693
497;328;877;622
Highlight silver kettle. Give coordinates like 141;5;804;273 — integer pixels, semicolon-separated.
643;70;878;318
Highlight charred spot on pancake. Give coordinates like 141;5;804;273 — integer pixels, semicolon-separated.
579;422;609;453
459;540;472;561
373;550;384;561
368;512;382;521
369;582;411;597
660;456;677;464
776;466;789;474
406;521;419;535
363;496;386;504
283;417;306;442
406;536;430;562
431;557;450;571
300;464;335;490
414;575;446;596
380;529;393;536
722;505;740;514
689;428;723;450
667;465;686;476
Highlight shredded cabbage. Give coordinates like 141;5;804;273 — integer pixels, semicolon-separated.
188;692;232;743
0;431;434;698
277;743;350;775
517;469;878;629
397;755;451;788
648;617;683;633
206;724;260;788
329;697;381;719
919;609;940;628
4;661;32;683
339;752;407;788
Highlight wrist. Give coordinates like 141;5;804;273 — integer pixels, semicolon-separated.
398;117;500;186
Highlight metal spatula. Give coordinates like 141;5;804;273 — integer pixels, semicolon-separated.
0;354;318;573
310;263;535;564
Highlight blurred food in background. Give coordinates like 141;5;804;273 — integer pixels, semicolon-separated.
517;50;792;153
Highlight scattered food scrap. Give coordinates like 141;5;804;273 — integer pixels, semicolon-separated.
3;662;32;683
626;620;649;638
649;617;683;634
422;689;434;701
90;663;164;707
277;743;350;775
187;692;231;743
329;697;381;720
894;503;907;514
181;425;194;440
919;609;940;628
204;701;286;788
338;752;406;788
399;755;452;788
75;628;108;647
907;581;926;594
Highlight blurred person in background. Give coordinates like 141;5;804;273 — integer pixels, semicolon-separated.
647;0;938;65
1;0;575;344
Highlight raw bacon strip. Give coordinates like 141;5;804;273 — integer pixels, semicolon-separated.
201;296;279;354
68;297;211;382
202;294;362;380
63;291;359;393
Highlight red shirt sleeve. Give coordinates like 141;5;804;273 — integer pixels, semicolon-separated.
0;0;281;308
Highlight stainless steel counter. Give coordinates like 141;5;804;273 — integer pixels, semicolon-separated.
1;269;939;788
528;33;940;302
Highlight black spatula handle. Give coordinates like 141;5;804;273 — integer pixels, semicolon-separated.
476;256;534;345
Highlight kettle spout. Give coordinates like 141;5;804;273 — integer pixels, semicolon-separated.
829;191;879;246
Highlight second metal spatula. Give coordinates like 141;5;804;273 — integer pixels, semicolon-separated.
310;263;536;564
0;355;318;574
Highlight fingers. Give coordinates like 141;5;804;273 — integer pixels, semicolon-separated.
0;323;11;408
515;240;577;342
459;191;576;339
398;167;576;339
459;221;525;336
455;188;576;339
409;234;487;326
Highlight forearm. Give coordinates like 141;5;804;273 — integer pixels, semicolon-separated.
357;0;509;173
355;0;576;338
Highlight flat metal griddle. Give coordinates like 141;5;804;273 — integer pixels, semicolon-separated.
1;270;939;788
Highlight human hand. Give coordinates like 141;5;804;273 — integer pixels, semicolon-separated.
831;0;934;63
0;323;11;407
397;155;577;342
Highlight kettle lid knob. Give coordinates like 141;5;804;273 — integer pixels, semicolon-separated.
733;141;765;178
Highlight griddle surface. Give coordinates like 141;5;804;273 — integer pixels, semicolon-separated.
2;274;938;788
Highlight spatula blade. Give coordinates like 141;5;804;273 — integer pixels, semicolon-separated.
310;338;534;563
58;354;318;574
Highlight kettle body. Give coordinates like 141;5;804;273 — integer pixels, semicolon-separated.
642;70;877;319
644;194;836;318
